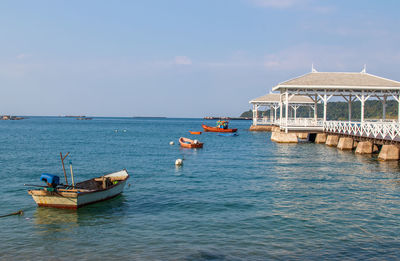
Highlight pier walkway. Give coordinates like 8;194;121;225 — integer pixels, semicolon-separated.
250;67;400;142
249;67;400;159
269;118;400;142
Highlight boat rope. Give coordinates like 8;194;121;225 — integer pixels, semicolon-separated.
0;210;24;218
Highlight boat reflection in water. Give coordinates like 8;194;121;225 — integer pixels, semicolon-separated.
34;195;127;235
34;208;78;235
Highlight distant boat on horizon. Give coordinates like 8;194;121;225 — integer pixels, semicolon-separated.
132;116;167;119
77;117;93;120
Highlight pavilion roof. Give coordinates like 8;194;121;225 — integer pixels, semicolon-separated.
249;93;314;104
272;72;400;91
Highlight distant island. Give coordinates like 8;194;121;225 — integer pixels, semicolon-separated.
241;100;399;120
1;115;25;120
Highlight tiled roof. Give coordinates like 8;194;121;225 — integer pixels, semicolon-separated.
250;93;314;104
273;72;400;90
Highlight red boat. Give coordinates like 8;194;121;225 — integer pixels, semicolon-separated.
202;124;237;133
189;131;202;135
179;137;204;148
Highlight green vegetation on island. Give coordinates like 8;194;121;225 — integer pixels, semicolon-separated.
241;100;399;120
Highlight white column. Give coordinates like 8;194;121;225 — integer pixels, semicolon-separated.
390;93;400;122
252;104;255;125
269;105;273;123
274;105;277;124
382;95;387;120
348;94;352;121
314;94;318;120
361;91;365;123
253;104;258;125
285;91;289;133
323;92;327;122
279;94;283;126
398;95;400;122
255;105;258;125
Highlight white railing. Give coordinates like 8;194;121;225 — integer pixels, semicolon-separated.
253;117;276;125
282;117;324;127
279;118;324;131
324;121;400;141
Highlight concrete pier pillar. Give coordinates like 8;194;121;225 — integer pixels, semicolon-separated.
271;131;278;142
271;131;298;143
378;145;400;161
315;133;327;144
337;137;354;150
325;135;339;147
249;125;273;131
296;133;309;139
355;141;373;154
273;126;281;132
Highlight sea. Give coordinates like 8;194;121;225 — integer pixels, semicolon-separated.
1;117;400;260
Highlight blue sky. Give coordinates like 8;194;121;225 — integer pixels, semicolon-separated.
0;0;399;117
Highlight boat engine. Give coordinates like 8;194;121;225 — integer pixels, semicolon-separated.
40;173;60;188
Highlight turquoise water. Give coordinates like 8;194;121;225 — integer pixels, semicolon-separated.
1;117;400;260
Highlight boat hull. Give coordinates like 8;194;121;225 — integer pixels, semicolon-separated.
202;124;237;133
217;133;238;137
179;137;203;148
28;170;129;209
189;131;202;135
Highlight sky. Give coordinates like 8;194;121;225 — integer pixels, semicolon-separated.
0;0;400;117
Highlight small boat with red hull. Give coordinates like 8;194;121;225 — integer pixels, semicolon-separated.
202;124;237;133
179;137;203;148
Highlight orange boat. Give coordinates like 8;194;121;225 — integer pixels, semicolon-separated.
179;137;203;148
189;131;202;135
202;124;237;133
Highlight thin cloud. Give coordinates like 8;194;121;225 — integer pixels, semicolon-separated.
262;44;400;74
146;56;193;68
173;56;192;65
249;0;308;8
16;53;32;60
248;0;334;13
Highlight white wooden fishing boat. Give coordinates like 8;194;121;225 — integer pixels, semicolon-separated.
28;169;129;209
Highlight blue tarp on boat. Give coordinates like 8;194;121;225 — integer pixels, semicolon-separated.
40;173;60;186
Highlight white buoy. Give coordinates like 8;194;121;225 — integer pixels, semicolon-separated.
169;141;174;145
175;158;183;166
114;129;118;132
123;129;127;132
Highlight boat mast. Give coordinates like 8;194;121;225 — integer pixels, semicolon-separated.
60;152;69;185
69;161;75;188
